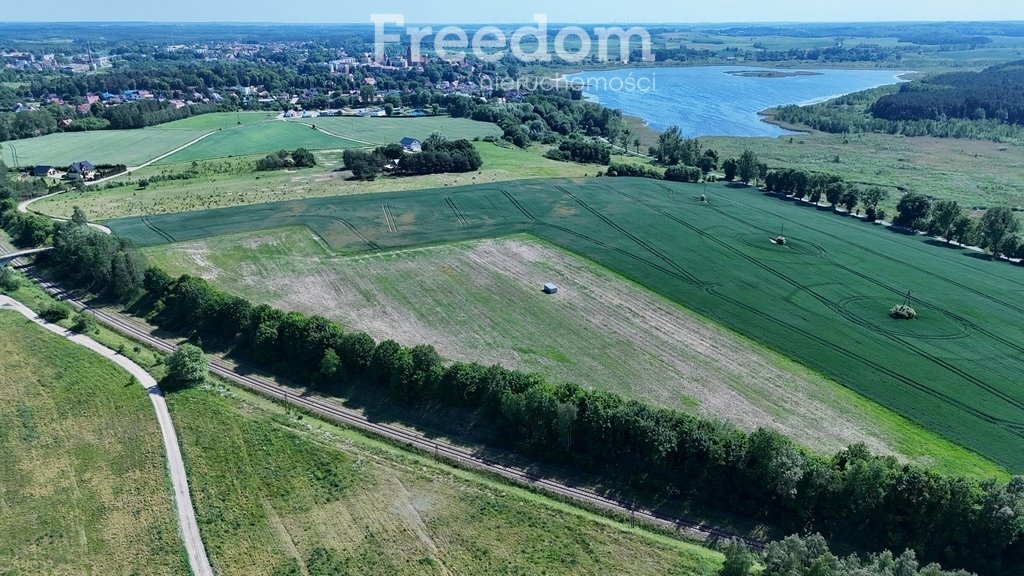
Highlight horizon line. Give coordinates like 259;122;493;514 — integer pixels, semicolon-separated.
2;19;1024;26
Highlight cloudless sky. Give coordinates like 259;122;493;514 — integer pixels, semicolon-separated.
1;0;1022;23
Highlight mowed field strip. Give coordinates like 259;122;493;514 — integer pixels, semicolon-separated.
118;177;1024;472
0;311;188;575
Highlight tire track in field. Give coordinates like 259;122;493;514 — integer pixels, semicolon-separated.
706;202;1024;357
309;215;381;250
611;187;1024;437
445;197;468;226
748;199;1024;318
555;186;707;288
140;216;176;243
382;204;398;233
500;190;706;289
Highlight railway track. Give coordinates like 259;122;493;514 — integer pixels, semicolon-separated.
23;267;767;551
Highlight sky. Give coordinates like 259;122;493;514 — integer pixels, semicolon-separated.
1;0;1022;24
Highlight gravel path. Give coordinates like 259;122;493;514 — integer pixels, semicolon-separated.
0;295;213;576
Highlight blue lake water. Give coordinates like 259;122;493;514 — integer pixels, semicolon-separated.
564;66;910;137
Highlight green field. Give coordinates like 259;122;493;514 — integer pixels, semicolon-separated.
153;121;356;164
286;115;504;146
0;311;187;575
145;229;1005;478
0;127;208;167
168;381;723;575
33;143;605;221
152;111;278;130
110;178;1024;471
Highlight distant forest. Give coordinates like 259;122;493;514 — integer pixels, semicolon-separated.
871;61;1024;125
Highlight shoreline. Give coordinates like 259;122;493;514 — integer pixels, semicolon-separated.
563;66;913;139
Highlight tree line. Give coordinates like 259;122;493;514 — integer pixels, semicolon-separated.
772;84;1024;144
872;62;1024;127
23;216;1024;576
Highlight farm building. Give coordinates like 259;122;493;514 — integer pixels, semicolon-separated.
543;283;559;295
400;137;422;153
32;165;59;178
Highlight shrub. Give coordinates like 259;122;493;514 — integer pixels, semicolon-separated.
70;313;97;334
164;344;208;390
889;304;917;320
0;266;19;292
40;302;72;323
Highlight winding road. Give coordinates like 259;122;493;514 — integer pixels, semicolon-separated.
0;295;214;576
19;265;767;551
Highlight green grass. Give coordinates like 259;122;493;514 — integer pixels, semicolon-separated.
153;116;503;165
151;111;278;130
110;177;1024;472
286;115;503;146
32;143;604;221
707;132;1024;213
0;310;187;575
154;121;356;164
167;381;723;575
0;127;209;167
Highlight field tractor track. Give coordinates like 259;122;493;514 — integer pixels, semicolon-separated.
709;203;1024;357
140;216;176;244
615;188;1024;437
557;186;707;289
445;197;468;226
312;215;381;250
502;190;706;289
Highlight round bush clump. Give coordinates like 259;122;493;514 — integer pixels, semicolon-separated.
889;304;917;320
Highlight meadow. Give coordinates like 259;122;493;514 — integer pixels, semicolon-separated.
167;381;723;575
285;115;504;146
0;310;187;575
706;131;1024;213
32;142;606;221
111;177;1024;471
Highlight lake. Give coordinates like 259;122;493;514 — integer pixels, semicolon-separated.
564;66;910;137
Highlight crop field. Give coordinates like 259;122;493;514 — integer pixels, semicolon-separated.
33;143;602;221
0;311;187;575
145;229;1005;477
152;111;278;130
111;178;1024;471
0;126;208;167
153;120;356;164
168;382;722;575
286;115;504;146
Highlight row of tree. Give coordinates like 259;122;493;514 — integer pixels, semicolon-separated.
895;194;1024;259
28;219;1022;576
764;168;890;221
